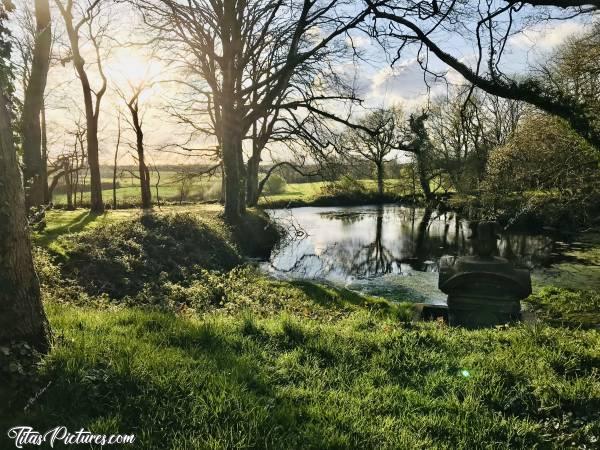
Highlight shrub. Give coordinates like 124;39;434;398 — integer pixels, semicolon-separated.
263;174;287;195
320;175;367;197
484;114;599;200
57;213;242;298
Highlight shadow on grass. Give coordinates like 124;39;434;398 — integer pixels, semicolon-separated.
291;280;412;320
3;304;598;449
0;313;283;449
35;211;102;247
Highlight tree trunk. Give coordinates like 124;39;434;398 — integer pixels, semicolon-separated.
58;1;105;214
113;116;120;209
86;117;104;213
154;166;161;207
143;164;151;206
376;161;384;199
65;160;74;210
41;101;49;203
238;157;247;215
219;163;225;204
415;154;433;201
246;153;260;207
221;0;244;222
21;0;52;209
139;154;151;209
222;128;243;221
0;92;49;352
129;104;152;209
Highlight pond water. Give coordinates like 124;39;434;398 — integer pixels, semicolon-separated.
262;205;600;304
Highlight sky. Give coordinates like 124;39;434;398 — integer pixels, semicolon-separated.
9;0;594;166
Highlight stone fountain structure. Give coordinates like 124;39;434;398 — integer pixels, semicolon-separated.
438;221;532;328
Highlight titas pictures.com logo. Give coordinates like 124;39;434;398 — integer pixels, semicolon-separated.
7;426;135;448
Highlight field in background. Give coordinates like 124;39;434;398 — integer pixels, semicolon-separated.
51;170;414;208
51;170;223;206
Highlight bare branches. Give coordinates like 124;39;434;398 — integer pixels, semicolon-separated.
367;0;600;150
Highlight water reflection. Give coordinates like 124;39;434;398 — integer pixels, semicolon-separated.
264;205;558;285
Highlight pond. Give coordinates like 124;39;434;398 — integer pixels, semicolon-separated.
262;205;600;304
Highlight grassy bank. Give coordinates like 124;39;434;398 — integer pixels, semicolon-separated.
258;178;420;209
1;206;599;449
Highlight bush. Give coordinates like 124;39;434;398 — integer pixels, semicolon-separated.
320;175;367;197
263;174;287;195
483;114;599;201
57;213;242;298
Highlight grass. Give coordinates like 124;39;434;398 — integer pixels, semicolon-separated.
51;171;223;207
259;181;328;205
525;287;600;329
2;303;599;449
50;173;416;209
2;205;599;449
258;179;412;208
34;204;223;252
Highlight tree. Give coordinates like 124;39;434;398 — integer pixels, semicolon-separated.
0;1;49;351
55;0;108;213
400;112;436;201
484;113;599;196
20;0;51;209
136;0;370;221
367;0;600;150
343;107;402;198
425;90;523;194
112;113;121;209
483;112;600;227
539;23;600;133
117;81;152;209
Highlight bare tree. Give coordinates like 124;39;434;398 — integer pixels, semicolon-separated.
135;0;370;221
19;0;51;208
117;81;152;209
46;125;86;203
425;89;525;194
342;106;402;198
55;0;108;213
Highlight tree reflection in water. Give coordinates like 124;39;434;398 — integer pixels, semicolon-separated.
265;205;557;283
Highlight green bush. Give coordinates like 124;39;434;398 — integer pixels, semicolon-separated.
263;174;288;195
56;213;241;298
320;175;367;197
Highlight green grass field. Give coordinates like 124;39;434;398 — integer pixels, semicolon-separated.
51;171;223;206
257;179;408;206
51;172;411;208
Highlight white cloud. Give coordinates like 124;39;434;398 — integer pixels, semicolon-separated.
512;21;588;51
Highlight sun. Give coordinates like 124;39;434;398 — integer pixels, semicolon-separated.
105;48;163;87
